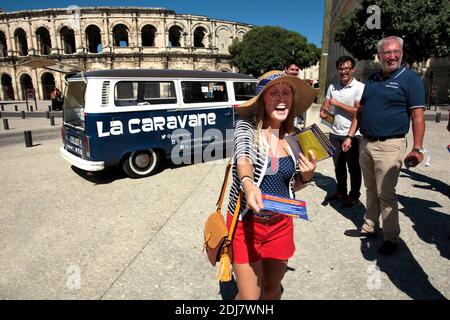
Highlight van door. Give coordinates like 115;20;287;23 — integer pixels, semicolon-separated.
178;80;233;164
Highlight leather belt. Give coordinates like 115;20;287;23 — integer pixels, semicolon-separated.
364;134;405;142
245;212;286;225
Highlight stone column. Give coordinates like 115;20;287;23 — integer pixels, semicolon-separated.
102;13;111;53
7;23;15;56
51;14;60;55
27;17;36;55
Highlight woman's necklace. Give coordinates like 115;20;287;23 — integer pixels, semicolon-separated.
266;129;281;173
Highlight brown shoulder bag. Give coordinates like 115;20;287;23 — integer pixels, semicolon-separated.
203;161;242;282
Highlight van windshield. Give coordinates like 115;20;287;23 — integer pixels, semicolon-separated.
63;81;86;128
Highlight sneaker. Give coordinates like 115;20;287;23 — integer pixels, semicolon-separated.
326;191;346;202
377;240;398;255
341;197;361;209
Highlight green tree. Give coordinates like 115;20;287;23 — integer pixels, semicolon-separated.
335;0;450;66
229;26;320;76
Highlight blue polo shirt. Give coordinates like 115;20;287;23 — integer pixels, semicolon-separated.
360;66;425;137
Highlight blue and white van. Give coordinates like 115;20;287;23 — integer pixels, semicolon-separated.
60;69;256;178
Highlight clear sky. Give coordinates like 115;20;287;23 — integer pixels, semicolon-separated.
0;0;325;48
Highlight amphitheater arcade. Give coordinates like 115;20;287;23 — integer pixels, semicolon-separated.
0;6;252;101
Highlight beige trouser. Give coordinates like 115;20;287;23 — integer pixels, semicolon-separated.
359;138;406;242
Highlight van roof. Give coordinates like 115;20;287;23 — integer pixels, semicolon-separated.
68;69;256;80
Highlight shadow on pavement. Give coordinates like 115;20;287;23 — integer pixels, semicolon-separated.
314;172;366;228
360;238;447;300
400;168;450;199
219;276;238;300
315;173;448;299
71;166;128;184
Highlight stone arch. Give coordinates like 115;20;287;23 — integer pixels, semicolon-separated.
0;30;7;57
19;72;34;100
85;24;102;53
215;26;233;53
219;68;232;72
193;26;208;48
60;26;76;54
168;25;183;47
40;72;56;100
35;26;52;55
236;28;247;41
14;28;28;56
1;73;15;100
141;24;156;47
112;23;129;47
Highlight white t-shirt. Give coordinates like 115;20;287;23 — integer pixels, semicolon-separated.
326;78;364;136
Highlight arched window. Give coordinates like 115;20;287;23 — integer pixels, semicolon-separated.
1;73;14;100
14;28;28;56
85;25;102;53
141;25;156;47
194;27;206;48
41;73;55;100
112;24;129;47
168;26;182;47
19;74;34;100
0;31;7;57
60;26;76;54
36;27;52;55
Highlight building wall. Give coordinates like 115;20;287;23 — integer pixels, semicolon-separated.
327;0;450;103
0;7;252;100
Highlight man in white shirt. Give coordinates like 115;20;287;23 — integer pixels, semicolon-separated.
320;56;365;209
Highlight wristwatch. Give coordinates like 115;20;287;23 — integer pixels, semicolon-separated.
413;147;425;154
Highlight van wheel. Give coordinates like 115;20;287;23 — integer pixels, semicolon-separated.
122;149;161;178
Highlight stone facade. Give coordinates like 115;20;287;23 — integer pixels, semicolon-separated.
0;7;252;100
327;0;450;103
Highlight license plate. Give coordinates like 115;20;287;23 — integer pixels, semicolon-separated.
68;135;81;146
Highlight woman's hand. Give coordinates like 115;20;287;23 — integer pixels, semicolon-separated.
298;150;317;182
242;180;264;213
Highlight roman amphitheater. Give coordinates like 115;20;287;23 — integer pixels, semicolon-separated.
0;6;253;101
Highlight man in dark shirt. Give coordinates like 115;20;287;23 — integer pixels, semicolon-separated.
342;36;426;255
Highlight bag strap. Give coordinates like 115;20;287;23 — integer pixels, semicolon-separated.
227;192;242;241
216;161;232;212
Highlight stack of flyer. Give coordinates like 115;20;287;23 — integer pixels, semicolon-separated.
261;194;309;221
286;123;336;162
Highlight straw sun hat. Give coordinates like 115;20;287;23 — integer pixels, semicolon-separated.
235;70;319;120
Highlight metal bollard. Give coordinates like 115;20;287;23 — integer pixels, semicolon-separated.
50;115;55;126
1;104;4;111
21;111;25;119
30;105;34;112
3;118;9;130
435;112;441;123
15;105;18;111
46;111;50;119
24;130;33;147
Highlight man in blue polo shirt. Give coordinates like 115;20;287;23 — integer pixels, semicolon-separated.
342;36;425;255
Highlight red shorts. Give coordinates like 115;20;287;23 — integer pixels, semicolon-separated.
227;212;295;264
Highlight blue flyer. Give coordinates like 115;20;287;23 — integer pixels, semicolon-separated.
261;194;309;221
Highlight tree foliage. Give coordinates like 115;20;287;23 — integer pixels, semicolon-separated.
335;0;450;66
229;26;320;76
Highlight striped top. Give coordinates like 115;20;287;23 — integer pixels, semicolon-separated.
227;119;301;220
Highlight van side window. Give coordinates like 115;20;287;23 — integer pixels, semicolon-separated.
181;81;228;104
115;82;138;106
233;82;256;101
143;82;177;104
115;81;177;106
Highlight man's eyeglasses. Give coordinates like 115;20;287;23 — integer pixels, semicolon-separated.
338;67;353;72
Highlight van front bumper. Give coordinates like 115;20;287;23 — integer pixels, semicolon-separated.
60;147;105;171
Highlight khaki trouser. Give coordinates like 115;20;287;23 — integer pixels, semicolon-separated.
359;138;406;242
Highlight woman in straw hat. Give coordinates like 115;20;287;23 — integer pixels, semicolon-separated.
226;70;319;300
